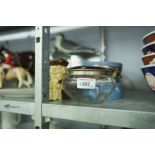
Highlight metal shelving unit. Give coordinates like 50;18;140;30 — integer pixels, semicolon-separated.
0;26;89;129
42;90;155;129
36;26;155;129
0;97;34;115
1;26;155;129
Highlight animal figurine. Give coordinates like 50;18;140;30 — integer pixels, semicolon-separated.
0;65;33;88
14;51;35;76
53;33;98;57
0;46;35;76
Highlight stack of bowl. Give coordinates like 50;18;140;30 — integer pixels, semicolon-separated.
83;61;123;100
141;31;155;92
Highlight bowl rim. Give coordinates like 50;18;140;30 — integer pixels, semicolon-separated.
142;30;155;41
141;64;155;69
83;61;122;65
141;53;155;59
142;41;155;51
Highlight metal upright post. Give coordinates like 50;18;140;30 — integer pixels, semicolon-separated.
35;26;50;129
99;26;105;61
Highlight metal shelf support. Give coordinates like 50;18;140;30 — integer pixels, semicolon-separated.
35;26;50;129
99;26;105;61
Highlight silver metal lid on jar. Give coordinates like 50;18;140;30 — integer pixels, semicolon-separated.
68;66;121;81
69;66;114;76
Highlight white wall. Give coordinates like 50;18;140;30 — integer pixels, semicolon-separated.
105;26;155;91
5;38;35;52
1;38;35;52
53;26;155;91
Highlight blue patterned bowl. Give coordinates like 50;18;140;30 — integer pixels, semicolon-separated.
141;64;155;91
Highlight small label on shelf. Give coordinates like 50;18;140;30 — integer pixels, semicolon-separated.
77;78;96;89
